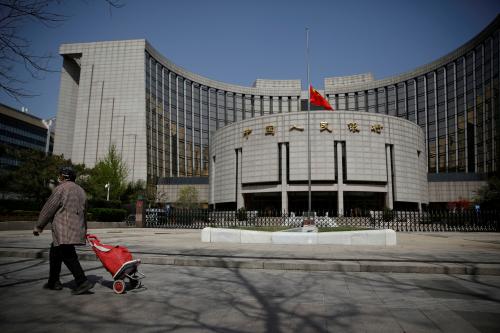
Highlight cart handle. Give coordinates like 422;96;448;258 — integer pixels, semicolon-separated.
86;234;100;247
86;234;112;252
86;234;99;242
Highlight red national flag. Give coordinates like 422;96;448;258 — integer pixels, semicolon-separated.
309;85;334;110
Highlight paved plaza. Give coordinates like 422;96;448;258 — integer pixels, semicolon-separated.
1;229;500;273
1;256;500;332
1;228;500;332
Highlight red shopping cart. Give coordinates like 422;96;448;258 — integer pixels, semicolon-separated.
86;234;144;294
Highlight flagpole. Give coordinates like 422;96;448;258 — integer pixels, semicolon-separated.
306;27;312;220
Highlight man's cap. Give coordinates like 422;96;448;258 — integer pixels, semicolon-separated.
59;166;76;181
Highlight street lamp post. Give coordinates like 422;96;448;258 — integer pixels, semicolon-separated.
42;118;54;156
105;182;110;201
117;115;126;156
126;134;137;181
109;114;126;155
108;98;115;151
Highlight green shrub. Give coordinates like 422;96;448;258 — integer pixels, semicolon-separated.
12;210;39;216
0;210;39;221
88;199;122;209
382;207;394;222
87;208;127;222
86;212;94;221
237;208;247;221
0;199;40;212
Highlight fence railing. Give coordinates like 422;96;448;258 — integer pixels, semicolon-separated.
142;209;500;232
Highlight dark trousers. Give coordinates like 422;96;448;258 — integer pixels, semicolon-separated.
49;243;87;286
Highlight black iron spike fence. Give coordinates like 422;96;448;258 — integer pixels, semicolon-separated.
137;208;500;232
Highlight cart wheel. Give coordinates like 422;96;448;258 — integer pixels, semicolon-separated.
129;279;139;289
113;279;125;294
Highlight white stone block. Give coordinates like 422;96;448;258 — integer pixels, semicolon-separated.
272;232;318;245
210;228;241;243
385;229;397;246
240;230;272;244
350;230;387;246
317;232;351;245
201;227;211;243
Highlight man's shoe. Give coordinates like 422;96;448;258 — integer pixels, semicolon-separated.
43;281;63;290
71;280;93;295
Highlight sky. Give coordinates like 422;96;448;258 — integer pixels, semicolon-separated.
1;0;499;120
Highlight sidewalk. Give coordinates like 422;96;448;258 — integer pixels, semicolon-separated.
1;228;500;274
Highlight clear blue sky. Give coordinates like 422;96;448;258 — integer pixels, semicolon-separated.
1;0;499;120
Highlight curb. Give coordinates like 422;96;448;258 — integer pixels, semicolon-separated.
1;248;500;275
0;221;129;231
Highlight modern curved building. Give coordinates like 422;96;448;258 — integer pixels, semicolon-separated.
54;15;499;211
210;112;428;213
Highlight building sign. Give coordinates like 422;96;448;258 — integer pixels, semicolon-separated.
347;122;360;133
320;121;332;133
265;125;275;136
243;128;252;138
371;124;383;134
289;124;304;132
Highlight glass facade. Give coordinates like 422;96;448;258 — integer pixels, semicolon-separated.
145;52;302;183
0;105;53;170
321;27;499;178
144;21;499;184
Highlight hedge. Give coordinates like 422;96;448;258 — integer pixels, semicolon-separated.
87;199;122;209
87;208;127;222
0;199;40;213
0;210;40;221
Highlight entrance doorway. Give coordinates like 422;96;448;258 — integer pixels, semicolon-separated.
343;192;385;215
244;193;282;212
288;191;337;215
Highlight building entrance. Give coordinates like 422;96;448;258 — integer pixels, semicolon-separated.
288;191;337;215
343;192;385;215
243;193;281;212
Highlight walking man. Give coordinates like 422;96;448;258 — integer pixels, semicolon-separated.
33;166;93;295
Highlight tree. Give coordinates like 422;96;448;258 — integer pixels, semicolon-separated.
85;145;128;201
176;186;199;209
156;188;169;204
474;176;500;210
0;0;123;100
120;179;146;204
3;145;83;205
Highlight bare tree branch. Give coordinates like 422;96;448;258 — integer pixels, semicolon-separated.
104;0;124;9
0;0;124;101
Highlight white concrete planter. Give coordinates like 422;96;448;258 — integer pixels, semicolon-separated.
201;228;397;246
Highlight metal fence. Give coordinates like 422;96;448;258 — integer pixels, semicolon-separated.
142;209;500;232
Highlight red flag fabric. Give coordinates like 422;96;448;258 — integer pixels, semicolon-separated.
309;85;334;110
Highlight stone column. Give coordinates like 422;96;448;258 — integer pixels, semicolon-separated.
210;155;216;209
236;149;244;209
281;143;288;213
336;142;344;216
385;145;394;209
135;199;145;228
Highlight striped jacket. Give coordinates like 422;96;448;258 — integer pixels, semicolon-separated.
36;181;87;246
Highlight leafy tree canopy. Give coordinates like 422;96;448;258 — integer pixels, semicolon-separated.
82;145;128;201
120;179;146;203
176;185;199;209
2;145;83;206
474;176;500;210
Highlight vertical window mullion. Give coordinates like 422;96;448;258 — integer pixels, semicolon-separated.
434;72;438;173
444;67;449;172
453;62;459;170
